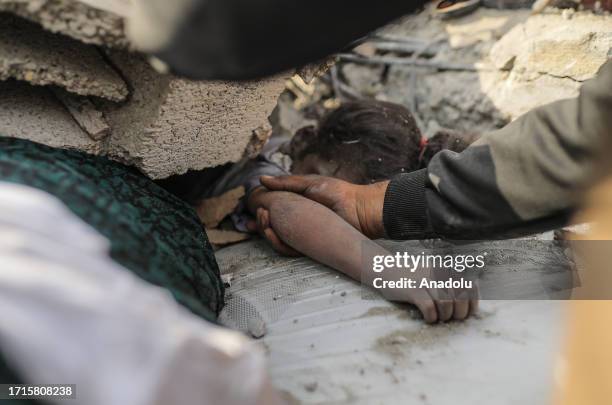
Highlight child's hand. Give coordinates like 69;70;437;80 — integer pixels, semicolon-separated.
260;175;388;239
246;187;479;323
383;271;479;323
246;188;301;256
246;206;301;256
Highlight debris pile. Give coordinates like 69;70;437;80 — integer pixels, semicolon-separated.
486;9;612;119
277;3;611;137
0;0;288;179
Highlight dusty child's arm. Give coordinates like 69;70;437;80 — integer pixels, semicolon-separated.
248;187;370;281
247;188;476;322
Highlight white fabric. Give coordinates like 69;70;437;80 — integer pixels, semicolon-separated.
0;182;267;405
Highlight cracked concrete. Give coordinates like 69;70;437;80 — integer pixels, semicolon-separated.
485;9;612;119
0;0;129;48
0;2;288;179
0;79;100;154
98;52;289;179
0;13;128;101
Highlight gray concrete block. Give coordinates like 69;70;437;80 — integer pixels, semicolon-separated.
0;0;128;48
0;79;100;154
100;52;289;179
0;14;129;101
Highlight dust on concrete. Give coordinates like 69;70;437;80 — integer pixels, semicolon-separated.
358;305;420;320
374;323;470;358
373;305;508;358
0;2;289;180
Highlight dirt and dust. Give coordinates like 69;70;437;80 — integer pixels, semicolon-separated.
276;3;611;138
374;323;470;357
358;305;418;320
374;312;505;359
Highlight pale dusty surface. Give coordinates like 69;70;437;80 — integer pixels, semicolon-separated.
216;240;565;405
0;0;129;48
0;14;128;101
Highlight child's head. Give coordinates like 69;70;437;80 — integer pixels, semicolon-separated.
288;100;471;184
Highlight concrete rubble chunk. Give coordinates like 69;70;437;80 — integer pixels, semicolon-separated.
490;11;612;83
0;13;129;101
100;52;289;179
486;10;612;120
0;79;100;154
52;88;111;141
0;0;129;48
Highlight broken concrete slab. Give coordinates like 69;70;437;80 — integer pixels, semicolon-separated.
100;52;289;179
0;14;129;101
485;9;612;119
0;79;100;154
0;0;129;48
490;10;611;82
52;89;111;141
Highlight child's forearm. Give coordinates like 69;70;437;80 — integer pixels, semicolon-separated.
253;190;385;282
248;190;476;323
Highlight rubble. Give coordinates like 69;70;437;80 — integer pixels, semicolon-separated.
485;10;612;119
312;4;611;135
0;14;128;101
99;52;288;178
0;1;290;179
0;0;129;48
52;89;111;140
0;79;100;154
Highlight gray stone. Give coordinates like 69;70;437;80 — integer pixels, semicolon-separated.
485;10;612;119
0;14;128;101
0;0;129;48
100;52;288;179
0;79;100;153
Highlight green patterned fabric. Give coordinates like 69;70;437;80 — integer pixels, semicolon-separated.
0;137;224;396
0;137;224;319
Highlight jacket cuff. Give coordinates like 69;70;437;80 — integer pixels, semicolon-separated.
383;169;429;239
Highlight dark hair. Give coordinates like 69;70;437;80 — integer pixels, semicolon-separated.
290;100;476;184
